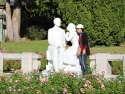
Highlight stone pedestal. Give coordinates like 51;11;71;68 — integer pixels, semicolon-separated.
32;59;41;71
0;52;41;74
96;53;111;75
89;53;125;78
0;53;3;73
22;52;33;73
42;60;54;76
123;56;125;76
21;52;41;73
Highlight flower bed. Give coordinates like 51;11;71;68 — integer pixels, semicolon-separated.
0;70;125;94
0;49;124;93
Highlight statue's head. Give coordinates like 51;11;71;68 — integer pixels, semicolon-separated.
53;18;61;27
67;23;76;32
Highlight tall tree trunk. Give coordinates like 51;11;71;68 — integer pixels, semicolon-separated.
12;0;21;41
6;0;14;41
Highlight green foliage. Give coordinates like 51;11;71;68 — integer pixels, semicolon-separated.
53;0;125;46
23;0;55;17
0;0;5;5
40;71;83;94
27;26;47;40
111;61;123;75
82;74;125;94
3;60;21;72
4;37;10;43
39;52;48;71
0;70;125;93
21;0;125;46
18;0;125;46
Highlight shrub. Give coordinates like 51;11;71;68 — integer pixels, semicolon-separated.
3;60;21;72
111;61;123;75
56;0;124;46
0;0;5;5
40;71;83;94
39;52;48;71
4;37;9;42
0;70;125;93
27;26;47;40
34;51;48;71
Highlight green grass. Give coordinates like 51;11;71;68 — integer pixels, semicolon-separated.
90;45;125;54
1;40;48;53
1;40;125;54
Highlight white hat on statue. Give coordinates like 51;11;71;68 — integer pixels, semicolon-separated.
76;24;84;29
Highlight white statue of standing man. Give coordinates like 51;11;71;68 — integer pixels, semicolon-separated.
42;18;66;75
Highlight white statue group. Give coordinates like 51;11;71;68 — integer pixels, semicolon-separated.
42;18;82;76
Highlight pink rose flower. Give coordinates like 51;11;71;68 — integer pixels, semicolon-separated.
102;71;105;74
15;62;18;65
0;50;3;53
101;84;105;89
26;77;30;81
15;80;19;83
119;52;122;54
9;79;13;83
6;60;9;62
40;77;48;83
18;89;21;92
38;52;41;55
8;87;13;92
63;88;67;94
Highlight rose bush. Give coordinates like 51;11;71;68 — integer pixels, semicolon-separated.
0;70;125;94
0;49;124;93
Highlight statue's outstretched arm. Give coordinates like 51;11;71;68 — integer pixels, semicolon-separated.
65;32;74;41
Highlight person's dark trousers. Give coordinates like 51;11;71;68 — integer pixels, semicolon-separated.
79;53;88;74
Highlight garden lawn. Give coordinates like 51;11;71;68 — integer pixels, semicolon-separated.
1;40;48;53
1;40;125;54
90;45;125;54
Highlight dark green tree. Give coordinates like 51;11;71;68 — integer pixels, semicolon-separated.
21;0;125;46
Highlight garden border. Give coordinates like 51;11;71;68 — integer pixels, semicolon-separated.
0;52;42;73
89;53;125;78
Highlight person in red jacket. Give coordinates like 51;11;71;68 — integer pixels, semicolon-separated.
76;24;90;74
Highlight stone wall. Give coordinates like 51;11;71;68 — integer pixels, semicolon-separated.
89;53;125;78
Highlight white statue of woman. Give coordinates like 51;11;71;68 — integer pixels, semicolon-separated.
63;23;82;76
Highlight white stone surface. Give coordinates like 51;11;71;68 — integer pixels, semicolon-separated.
43;22;83;76
63;23;82;76
89;53;125;78
0;52;41;74
123;56;125;76
22;53;33;73
96;53;111;75
0;53;3;73
43;18;66;76
32;59;41;71
89;60;96;72
104;75;117;79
